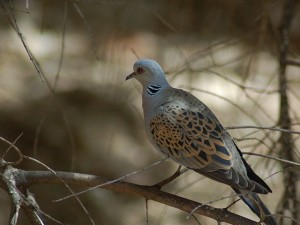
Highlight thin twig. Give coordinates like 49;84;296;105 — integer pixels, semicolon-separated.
54;157;168;202
72;2;99;60
285;59;300;67
226;125;300;135
186;193;241;220
23;156;96;225
186;87;262;125
153;166;188;188
243;152;300;167
0;136;23;166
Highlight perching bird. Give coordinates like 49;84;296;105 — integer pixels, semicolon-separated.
126;59;277;225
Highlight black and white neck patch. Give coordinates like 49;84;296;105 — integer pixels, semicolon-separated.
147;84;161;96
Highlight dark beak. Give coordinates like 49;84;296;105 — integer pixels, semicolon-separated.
125;72;136;81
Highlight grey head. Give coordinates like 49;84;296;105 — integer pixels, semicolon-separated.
126;59;170;96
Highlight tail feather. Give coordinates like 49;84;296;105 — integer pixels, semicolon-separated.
233;188;277;225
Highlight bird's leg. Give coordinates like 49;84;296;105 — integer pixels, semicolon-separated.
152;166;188;189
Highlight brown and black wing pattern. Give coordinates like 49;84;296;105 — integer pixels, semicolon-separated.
149;102;270;193
149;103;232;171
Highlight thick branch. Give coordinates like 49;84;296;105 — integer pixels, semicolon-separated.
4;169;259;225
277;0;299;223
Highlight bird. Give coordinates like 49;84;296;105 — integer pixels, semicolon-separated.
126;59;277;225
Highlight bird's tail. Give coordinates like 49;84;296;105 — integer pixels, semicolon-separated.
233;188;277;225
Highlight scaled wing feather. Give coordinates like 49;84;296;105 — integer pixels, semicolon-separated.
149;103;232;171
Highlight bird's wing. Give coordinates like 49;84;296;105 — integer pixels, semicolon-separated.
149;102;232;171
149;101;270;192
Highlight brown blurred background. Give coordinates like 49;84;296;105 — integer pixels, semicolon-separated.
0;0;300;224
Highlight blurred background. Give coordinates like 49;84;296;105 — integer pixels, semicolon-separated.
0;0;300;224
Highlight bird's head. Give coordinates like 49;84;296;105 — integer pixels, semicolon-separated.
126;59;169;88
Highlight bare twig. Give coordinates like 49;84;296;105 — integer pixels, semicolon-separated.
284;59;300;67
153;166;188;188
187;193;241;219
226;125;300;135
4;1;77;173
54;157;168;202
23;156;96;225
186;87;262;125
1;167;48;225
0;136;23;166
72;2;99;60
243;152;300;167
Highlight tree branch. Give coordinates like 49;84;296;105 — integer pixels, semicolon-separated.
277;0;299;223
0;166;260;225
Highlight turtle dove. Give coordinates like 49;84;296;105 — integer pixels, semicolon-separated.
126;59;277;225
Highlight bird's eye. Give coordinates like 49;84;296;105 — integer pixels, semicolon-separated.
136;67;145;74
